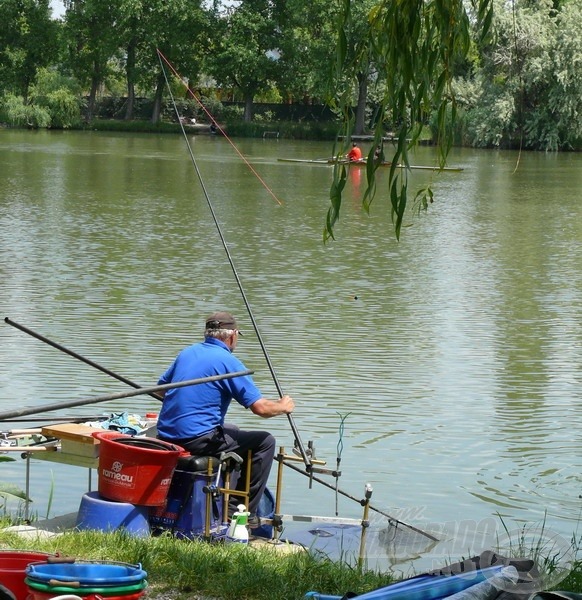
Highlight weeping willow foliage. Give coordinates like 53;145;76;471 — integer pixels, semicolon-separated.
326;0;493;240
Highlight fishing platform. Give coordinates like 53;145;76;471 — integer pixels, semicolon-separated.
2;315;438;570
1;411;438;569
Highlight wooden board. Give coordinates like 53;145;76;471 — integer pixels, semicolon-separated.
41;423;102;443
41;423;103;458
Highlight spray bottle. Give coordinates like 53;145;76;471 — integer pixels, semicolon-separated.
227;504;250;543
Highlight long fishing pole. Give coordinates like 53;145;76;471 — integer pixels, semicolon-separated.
0;370;252;421
157;50;311;468
1;415;106;423
156;56;437;545
4;317;163;402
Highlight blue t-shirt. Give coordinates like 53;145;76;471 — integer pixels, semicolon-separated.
156;337;263;441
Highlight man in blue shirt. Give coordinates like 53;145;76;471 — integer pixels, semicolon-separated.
157;311;295;520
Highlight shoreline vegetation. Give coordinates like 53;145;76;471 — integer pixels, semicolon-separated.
1;117;432;144
8;117;580;150
1;520;582;600
83;118;344;141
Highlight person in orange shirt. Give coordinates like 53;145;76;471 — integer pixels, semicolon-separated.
346;142;363;162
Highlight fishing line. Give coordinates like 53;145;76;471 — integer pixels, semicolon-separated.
157;51;310;467
335;411;350;515
156;49;283;206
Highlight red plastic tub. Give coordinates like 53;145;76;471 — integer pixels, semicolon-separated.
93;431;183;506
0;551;52;600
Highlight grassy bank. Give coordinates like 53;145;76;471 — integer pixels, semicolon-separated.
1;526;582;600
75;118;435;143
0;529;393;600
4;115;434;143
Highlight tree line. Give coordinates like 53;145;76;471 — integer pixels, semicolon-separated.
1;0;581;153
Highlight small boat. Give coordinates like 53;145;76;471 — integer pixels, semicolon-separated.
277;157;464;172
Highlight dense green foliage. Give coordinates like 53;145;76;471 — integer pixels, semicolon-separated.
2;0;582;237
0;0;59;99
1;0;581;151
458;0;582;151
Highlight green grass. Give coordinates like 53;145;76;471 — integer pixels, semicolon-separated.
2;525;582;600
494;514;582;593
0;529;394;600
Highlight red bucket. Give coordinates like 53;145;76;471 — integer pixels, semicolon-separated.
93;432;183;506
0;551;52;600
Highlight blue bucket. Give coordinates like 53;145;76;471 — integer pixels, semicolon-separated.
76;491;150;537
25;561;147;587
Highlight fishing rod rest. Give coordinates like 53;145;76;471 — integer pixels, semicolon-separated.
357;484;373;569
209;449;243;492
201;451;248;521
291;439;340;478
292;438;317;461
360;484;373;527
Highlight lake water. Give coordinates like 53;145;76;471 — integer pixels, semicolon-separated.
0;129;580;575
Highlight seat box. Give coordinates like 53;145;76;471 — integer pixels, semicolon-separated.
149;467;223;538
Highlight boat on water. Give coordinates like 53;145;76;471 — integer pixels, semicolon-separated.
277;157;465;172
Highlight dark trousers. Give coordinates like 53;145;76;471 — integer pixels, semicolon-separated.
175;423;276;517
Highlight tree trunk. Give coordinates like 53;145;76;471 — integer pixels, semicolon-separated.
151;73;165;124
86;71;99;122
243;93;253;122
124;39;137;120
354;71;368;135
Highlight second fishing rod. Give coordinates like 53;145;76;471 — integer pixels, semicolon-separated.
157;50;311;469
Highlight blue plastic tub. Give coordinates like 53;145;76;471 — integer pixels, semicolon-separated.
25;561;147;587
76;491;150;537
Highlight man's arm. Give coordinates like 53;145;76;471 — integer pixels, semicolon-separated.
249;395;295;418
